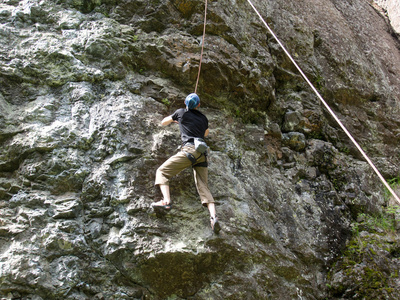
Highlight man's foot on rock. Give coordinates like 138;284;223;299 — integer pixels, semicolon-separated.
210;216;221;234
151;199;172;211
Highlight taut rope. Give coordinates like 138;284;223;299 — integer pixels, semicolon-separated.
194;0;208;94
245;0;400;204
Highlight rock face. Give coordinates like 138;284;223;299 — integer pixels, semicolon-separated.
374;0;400;34
0;0;400;299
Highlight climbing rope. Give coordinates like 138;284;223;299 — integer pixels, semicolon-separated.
245;0;400;204
194;0;208;94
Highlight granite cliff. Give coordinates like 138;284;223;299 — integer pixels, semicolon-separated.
1;0;400;299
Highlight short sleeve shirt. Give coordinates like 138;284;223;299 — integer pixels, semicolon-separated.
171;108;209;143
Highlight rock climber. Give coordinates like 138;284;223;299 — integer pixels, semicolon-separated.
151;93;221;233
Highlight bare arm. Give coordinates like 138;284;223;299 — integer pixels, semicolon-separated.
204;128;209;137
161;116;177;126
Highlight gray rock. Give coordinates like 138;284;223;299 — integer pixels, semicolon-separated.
0;0;400;299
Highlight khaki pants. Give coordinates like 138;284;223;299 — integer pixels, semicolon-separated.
155;145;214;206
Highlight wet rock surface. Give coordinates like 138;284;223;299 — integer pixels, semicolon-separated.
1;0;400;299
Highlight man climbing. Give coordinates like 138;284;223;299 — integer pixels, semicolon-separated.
151;93;221;233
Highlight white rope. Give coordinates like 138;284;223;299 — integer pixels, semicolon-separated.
195;0;208;94
245;0;400;205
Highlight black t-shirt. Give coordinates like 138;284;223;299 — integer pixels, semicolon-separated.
171;108;209;143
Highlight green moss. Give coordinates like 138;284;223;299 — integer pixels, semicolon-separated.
161;98;171;107
357;211;397;233
327;206;400;299
384;176;400;201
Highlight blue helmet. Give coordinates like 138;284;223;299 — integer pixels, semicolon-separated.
185;93;200;109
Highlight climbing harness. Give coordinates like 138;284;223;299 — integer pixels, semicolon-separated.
182;138;209;167
194;0;208;94
245;0;400;204
185;151;208;168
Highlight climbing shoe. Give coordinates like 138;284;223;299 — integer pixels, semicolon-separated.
210;216;221;234
151;200;172;211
